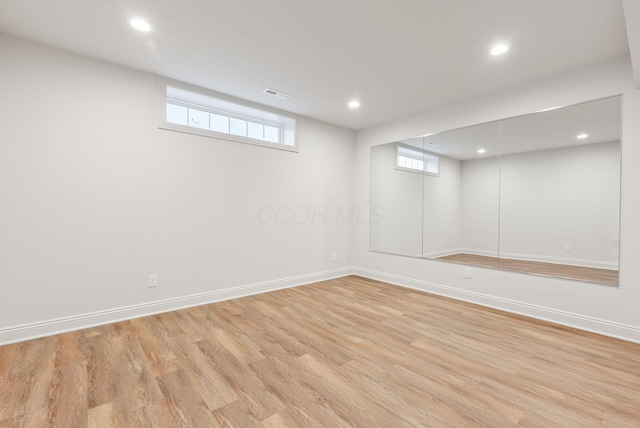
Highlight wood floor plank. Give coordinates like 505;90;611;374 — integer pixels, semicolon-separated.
250;346;353;428
195;338;286;421
131;400;176;428
127;317;180;377
87;401;123;428
155;369;221;427
86;334;162;411
0;337;57;424
210;399;263;428
44;361;88;427
260;411;300;428
169;338;239;411
293;352;406;427
1;275;639;427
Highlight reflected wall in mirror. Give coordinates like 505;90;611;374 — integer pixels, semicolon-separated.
422;122;501;261
370;96;621;286
370;138;424;257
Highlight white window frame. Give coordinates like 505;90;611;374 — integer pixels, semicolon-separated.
158;78;298;152
395;143;440;176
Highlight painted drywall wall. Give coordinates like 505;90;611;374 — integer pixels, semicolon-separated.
0;34;354;336
352;55;640;341
1;34;638;344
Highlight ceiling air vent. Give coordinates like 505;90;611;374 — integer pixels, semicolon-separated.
263;88;291;100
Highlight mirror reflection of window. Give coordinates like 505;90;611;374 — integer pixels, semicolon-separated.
396;144;440;176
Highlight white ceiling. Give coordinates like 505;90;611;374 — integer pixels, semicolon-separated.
405;96;621;161
0;0;634;130
623;0;640;88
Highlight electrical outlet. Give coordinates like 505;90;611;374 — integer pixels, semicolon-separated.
564;244;571;252
331;252;337;261
464;267;471;279
148;274;158;288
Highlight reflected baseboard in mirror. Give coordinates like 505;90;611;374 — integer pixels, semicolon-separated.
435;253;618;286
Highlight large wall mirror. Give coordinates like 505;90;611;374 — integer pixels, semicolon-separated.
370;96;621;286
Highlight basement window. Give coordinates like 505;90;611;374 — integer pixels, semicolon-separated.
396;143;439;176
159;79;297;151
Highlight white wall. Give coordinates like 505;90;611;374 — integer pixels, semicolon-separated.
352;55;640;342
0;34;354;343
2;34;639;345
499;141;620;267
460;156;500;256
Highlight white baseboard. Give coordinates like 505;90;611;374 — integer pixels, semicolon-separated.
421;248;460;258
3;265;638;346
0;267;350;346
350;266;640;344
498;251;618;270
457;248;617;270
457;248;500;258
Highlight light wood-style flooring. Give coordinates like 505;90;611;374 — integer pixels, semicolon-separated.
437;253;619;286
1;276;639;427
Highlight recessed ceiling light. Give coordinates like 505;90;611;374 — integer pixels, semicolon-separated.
427;142;439;147
348;100;360;109
477;148;486;154
130;18;151;32
490;44;509;56
577;133;589;139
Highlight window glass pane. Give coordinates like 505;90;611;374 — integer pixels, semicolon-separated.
230;118;247;137
163;83;297;150
210;113;229;133
264;126;279;142
188;108;209;129
397;145;439;175
166;103;188;125
398;155;424;171
248;122;264;140
398;146;423;161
